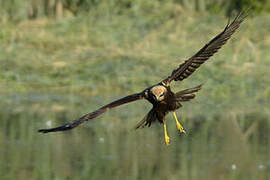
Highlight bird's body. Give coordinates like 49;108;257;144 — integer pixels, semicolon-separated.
145;85;180;124
136;84;195;127
38;11;247;145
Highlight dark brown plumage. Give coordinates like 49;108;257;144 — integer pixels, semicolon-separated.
134;84;202;129
38;12;246;144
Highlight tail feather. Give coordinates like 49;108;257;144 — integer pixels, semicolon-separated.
134;108;156;130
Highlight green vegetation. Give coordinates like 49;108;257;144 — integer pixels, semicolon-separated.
0;2;270;180
1;0;270;21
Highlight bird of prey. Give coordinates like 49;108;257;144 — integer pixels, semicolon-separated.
39;12;246;145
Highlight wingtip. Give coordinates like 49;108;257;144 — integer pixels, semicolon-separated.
38;124;73;133
194;83;204;90
198;82;206;87
38;129;51;133
235;9;250;22
226;9;249;28
38;128;56;133
242;7;251;19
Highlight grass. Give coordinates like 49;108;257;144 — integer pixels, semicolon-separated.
0;11;270;180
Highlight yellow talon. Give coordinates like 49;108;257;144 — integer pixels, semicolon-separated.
163;122;170;146
173;112;186;134
165;135;170;146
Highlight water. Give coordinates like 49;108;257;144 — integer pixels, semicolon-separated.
1;94;270;180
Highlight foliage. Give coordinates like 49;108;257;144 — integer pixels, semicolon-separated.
0;0;270;21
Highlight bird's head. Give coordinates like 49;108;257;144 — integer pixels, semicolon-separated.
150;85;167;102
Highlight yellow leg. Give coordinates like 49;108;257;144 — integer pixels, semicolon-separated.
173;112;186;134
163;122;170;146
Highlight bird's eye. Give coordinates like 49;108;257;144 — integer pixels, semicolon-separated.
160;93;165;97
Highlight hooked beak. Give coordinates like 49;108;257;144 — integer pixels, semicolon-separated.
153;95;160;101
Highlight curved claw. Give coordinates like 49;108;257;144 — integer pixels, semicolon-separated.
165;134;170;146
163;122;170;146
173;112;186;134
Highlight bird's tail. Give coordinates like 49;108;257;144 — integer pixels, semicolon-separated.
175;84;203;102
134;108;157;130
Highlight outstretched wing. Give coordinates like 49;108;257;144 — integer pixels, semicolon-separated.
163;11;247;85
38;92;145;133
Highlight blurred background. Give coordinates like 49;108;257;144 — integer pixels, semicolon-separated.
0;0;270;180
